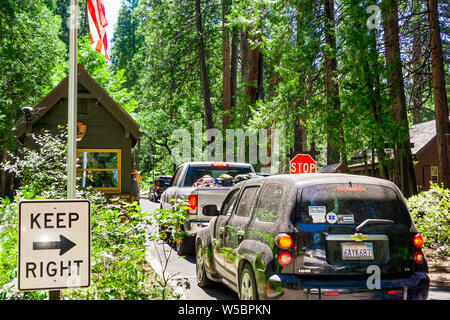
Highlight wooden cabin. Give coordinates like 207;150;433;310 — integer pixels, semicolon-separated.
410;118;449;191
333;118;450;191
13;64;142;199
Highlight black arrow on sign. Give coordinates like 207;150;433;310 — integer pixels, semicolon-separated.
32;235;76;256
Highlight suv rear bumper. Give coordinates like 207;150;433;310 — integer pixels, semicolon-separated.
267;272;429;300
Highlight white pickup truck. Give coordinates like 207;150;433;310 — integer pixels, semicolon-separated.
160;162;255;255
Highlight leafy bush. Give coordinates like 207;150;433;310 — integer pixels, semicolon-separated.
407;183;450;257
64;199;155;300
2;128;68;197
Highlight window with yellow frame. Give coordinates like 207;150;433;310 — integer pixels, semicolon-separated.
77;149;121;193
431;166;438;184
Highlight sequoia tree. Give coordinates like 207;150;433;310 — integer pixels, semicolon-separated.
222;0;232;130
427;0;450;188
195;0;215;132
382;0;417;196
323;0;345;165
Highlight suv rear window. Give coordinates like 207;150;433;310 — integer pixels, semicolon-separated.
295;183;411;226
183;166;252;187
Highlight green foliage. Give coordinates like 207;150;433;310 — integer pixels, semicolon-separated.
127;0;222;173
64;199;155;300
0;0;66;151
2;128;68;197
111;0;143;89
150;199;191;244
78;36;139;115
408;184;450;256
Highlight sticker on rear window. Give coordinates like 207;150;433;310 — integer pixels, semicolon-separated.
308;206;326;223
338;214;355;224
326;212;337;224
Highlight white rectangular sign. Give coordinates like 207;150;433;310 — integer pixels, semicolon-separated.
18;200;91;291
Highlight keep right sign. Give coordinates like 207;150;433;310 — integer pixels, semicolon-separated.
18;199;91;291
290;154;317;174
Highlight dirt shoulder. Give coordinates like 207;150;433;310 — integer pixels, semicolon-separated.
423;247;449;288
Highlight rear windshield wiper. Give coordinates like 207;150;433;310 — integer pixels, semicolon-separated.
355;219;394;232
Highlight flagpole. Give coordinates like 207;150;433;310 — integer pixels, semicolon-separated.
67;0;78;200
49;0;78;301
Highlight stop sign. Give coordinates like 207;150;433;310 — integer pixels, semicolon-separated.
290;154;317;174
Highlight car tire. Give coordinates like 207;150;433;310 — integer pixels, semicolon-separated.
196;242;211;288
176;236;194;256
239;263;258;300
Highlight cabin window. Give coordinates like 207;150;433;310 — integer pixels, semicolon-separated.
431;166;438;184
77;149;121;193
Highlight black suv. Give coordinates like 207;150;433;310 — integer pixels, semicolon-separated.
149;176;172;202
195;173;430;300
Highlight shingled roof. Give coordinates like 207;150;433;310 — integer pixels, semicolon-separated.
409;117;449;155
13;64;142;144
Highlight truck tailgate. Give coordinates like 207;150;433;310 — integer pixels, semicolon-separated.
191;187;231;221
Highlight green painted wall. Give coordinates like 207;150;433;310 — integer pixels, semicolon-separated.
24;89;133;195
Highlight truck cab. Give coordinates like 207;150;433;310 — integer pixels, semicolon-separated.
160;162;255;255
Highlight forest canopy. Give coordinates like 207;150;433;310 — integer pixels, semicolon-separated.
0;0;449;197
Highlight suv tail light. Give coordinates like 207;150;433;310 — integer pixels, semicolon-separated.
413;234;423;248
388;290;402;295
187;195;198;215
278;252;292;265
414;250;425;264
276;234;293;250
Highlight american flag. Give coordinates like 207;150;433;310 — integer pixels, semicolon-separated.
87;0;110;61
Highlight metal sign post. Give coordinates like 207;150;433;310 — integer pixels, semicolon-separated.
67;0;78;200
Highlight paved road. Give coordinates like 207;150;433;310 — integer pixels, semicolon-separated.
141;199;238;300
141;199;449;300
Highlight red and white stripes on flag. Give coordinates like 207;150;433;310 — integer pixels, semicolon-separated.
87;0;110;61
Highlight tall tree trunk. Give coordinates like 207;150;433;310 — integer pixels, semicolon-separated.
365;31;390;179
195;0;215;132
240;29;249;125
0;133;8;196
293;116;307;154
324;0;344;165
230;27;238;110
293;3;307;156
382;0;417;197
257;48;264;102
222;0;231;131
428;0;450;188
411;21;426;124
245;28;260;108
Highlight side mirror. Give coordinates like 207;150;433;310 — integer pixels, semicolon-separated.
203;204;219;216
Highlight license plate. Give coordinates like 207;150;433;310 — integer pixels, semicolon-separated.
341;242;374;260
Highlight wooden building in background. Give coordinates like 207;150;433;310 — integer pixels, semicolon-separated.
13;64;142;198
330;118;450;192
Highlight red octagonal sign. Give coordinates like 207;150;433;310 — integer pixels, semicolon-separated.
290;154;317;174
